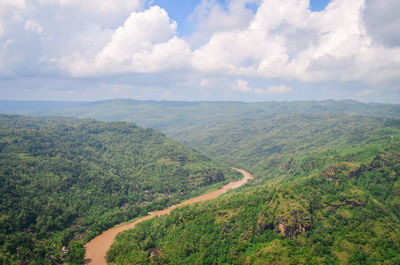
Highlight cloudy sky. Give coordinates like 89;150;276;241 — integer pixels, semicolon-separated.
0;0;399;103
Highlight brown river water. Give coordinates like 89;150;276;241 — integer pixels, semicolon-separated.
84;168;253;265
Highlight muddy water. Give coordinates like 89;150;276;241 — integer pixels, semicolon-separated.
84;168;253;265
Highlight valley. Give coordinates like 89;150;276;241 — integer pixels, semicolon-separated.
0;114;238;264
0;100;399;264
2;1;399;264
85;168;253;265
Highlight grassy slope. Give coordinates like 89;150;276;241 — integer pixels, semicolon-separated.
0;115;239;264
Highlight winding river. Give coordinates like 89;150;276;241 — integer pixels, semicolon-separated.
84;168;253;265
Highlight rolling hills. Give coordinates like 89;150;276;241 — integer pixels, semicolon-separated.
3;99;400;181
1;100;400;264
0;114;238;264
107;122;400;264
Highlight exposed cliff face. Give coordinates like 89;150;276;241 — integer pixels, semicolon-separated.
318;154;394;181
275;209;313;238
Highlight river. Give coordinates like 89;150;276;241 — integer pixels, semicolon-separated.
84;168;253;265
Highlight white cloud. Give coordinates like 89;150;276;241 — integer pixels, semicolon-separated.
37;0;143;15
51;0;400;88
0;0;146;75
0;0;27;74
232;79;252;92
24;20;43;34
364;0;400;47
254;84;292;94
0;0;400;102
0;0;26;9
60;6;191;76
189;0;260;46
192;0;400;84
0;0;26;37
232;80;292;94
0;39;13;74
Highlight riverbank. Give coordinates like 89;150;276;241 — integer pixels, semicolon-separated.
84;168;253;265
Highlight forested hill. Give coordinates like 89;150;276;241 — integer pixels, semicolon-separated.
2;101;400;264
0;114;238;264
2;100;400;180
107;119;400;265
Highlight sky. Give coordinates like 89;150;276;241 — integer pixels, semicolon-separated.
0;0;399;103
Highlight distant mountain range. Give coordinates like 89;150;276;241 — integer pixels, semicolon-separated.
1;99;400;120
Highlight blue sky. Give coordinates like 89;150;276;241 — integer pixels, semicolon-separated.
309;0;330;11
151;0;331;35
0;0;399;103
148;0;202;36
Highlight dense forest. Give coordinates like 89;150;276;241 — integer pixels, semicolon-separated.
1;100;400;264
108;122;400;264
172;114;389;180
3;100;399;179
3;99;399;167
0;115;238;264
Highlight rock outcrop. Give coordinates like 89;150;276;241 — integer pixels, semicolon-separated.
275;209;313;238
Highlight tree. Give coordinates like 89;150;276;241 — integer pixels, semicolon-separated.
65;242;85;265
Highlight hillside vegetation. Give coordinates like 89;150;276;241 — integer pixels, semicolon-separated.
0;115;238;264
4;100;399;181
173;114;389;180
108;125;400;264
1;101;400;264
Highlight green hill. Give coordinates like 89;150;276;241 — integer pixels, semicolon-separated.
107;126;400;265
3;99;399;182
2;101;400;264
0;115;238;264
171;113;389;180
